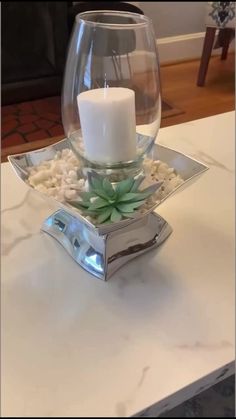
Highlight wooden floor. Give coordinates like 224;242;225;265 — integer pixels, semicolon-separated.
1;53;234;162
160;52;235;128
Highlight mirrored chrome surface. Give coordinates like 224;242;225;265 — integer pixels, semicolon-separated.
7;138;208;280
42;210;172;280
8;138;209;236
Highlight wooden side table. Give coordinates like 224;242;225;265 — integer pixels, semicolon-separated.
197;2;235;86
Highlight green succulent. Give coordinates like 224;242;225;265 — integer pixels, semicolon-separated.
68;172;162;224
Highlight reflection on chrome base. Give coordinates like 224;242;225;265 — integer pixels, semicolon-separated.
41;209;172;281
8;138;208;280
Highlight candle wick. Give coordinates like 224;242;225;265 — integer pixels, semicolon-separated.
104;84;109;99
104;73;109;92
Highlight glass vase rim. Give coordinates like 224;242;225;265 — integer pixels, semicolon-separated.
75;10;152;29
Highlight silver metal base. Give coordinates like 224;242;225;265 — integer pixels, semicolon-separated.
41;210;173;280
8;139;208;280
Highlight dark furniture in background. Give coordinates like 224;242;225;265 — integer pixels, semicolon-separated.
197;2;235;86
2;1;143;105
2;2;70;105
197;27;235;86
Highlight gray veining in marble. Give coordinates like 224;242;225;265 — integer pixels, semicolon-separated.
1;112;235;417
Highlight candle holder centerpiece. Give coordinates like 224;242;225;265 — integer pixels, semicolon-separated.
62;10;161;182
8;11;209;280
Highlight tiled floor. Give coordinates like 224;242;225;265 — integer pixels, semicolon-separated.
2;54;234;152
2;97;64;148
1;96;177;150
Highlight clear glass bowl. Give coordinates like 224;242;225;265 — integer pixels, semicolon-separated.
62;10;161;181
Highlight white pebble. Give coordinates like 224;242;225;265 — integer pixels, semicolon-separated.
64;189;78;200
27;147;83;201
27;150;184;218
78;179;85;188
68;170;77;180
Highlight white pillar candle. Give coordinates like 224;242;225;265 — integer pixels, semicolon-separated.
77;87;136;164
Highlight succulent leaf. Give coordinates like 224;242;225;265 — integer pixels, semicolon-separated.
97;207;113;223
118;192;143;202
92;188;111;200
67;172;160;225
140;181;163;195
130;175;145;192
88;197;110;210
115;178;134;198
102;178;115;197
79;191;95;201
69;200;90;209
88;171;103;190
111;208;122;223
116;200;146;213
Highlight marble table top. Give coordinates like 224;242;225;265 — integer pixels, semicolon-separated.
2;112;235;417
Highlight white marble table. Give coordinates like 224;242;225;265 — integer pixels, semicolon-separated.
2;112;235;417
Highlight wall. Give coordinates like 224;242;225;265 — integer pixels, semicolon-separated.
132;2;207;38
73;2;207;37
131;2;235;63
73;2;234;63
73;2;207;38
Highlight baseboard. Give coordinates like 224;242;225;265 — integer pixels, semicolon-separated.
89;32;234;80
157;31;235;64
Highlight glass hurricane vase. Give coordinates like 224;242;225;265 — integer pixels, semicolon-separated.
62;10;161;182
